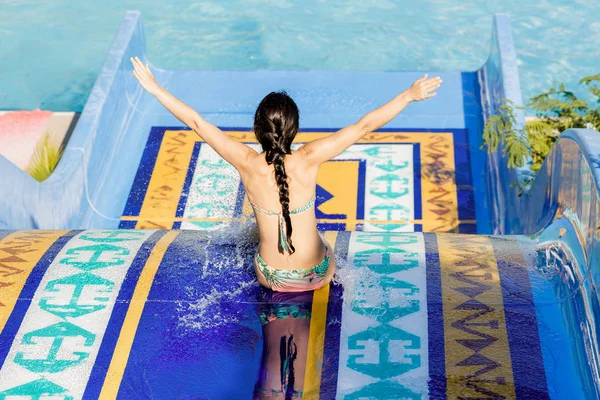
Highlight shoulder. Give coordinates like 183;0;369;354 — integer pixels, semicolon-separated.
291;147;321;167
294;143;325;169
286;150;319;183
236;147;261;172
287;149;312;171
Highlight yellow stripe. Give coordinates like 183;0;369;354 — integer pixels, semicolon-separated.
135;129;197;229
0;230;66;333
99;230;180;399
303;230;337;398
419;133;459;232
437;234;515;399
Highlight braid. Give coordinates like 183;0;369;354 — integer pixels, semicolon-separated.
271;151;295;254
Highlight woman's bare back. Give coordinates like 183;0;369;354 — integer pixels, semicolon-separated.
239;149;330;273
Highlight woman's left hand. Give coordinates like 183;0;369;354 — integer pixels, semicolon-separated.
130;56;161;95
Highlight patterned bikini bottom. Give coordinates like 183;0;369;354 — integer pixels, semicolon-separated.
255;242;332;293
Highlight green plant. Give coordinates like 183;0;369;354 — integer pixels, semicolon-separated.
482;73;600;189
25;129;64;182
481;99;530;168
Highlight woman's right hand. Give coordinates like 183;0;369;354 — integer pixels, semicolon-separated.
407;74;442;102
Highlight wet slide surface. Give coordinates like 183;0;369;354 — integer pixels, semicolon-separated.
0;229;578;399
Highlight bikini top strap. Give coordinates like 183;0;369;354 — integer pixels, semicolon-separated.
249;200;279;216
289;196;316;214
248;195;316;216
248;195;316;254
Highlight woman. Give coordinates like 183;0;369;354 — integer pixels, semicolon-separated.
131;57;441;292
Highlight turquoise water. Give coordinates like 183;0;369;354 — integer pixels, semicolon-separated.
0;0;598;112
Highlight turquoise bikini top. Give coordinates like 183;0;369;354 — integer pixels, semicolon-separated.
248;195;316;253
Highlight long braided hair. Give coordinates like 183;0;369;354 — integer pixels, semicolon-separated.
253;91;299;255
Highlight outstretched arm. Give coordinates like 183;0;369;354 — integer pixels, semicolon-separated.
130;57;255;170
300;74;442;164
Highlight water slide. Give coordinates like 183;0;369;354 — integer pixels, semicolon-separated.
0;11;598;399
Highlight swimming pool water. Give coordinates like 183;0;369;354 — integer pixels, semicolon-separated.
0;0;599;112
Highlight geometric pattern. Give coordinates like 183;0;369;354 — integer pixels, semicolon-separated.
0;230;154;399
437;234;516;399
119;127;476;234
0;229;550;399
335;232;429;398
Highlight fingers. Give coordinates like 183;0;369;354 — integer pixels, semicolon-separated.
130;57;152;77
130;57;142;75
136;58;146;74
421;77;442;95
131;65;143;83
415;75;442;93
424;76;442;86
424;80;441;90
417;74;444;83
416;73;428;83
426;92;437;98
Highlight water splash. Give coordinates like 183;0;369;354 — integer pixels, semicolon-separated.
176;221;260;332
